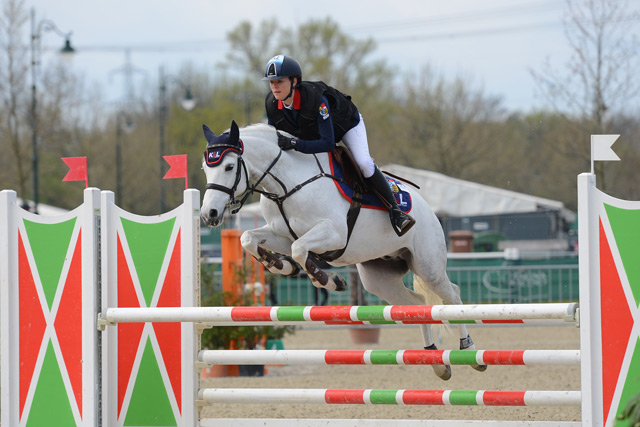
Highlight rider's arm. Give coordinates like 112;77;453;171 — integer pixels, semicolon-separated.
293;96;335;154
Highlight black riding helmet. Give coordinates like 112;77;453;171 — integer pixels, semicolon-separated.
262;55;302;81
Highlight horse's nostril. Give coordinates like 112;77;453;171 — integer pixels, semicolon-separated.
210;209;217;219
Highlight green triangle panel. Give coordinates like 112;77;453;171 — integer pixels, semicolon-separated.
25;341;76;427
123;338;177;426
604;204;640;306
23;218;77;310
615;337;640;426
120;217;176;307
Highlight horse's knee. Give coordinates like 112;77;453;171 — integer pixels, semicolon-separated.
239;231;256;251
289;242;308;265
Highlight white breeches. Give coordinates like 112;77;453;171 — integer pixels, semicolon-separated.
342;114;376;178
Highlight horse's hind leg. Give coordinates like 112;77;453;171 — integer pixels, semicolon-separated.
356;259;451;381
413;272;487;373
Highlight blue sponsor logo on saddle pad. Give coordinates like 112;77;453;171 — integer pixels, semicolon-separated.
327;153;412;213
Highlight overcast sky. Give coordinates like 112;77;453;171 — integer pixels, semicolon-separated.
25;0;640;113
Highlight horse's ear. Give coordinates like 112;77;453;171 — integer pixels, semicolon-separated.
202;124;216;145
229;120;239;146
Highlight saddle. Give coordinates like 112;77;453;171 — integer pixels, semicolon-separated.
314;145;418;263
331;145;420;198
331;145;367;194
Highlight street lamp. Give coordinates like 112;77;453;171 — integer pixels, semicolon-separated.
30;7;75;213
158;66;197;212
115;111;135;206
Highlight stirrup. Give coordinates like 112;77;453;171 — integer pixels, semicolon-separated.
390;209;415;237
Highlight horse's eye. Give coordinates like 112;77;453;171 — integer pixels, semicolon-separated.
225;163;234;172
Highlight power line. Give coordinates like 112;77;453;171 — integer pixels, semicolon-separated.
349;0;563;34
375;21;561;44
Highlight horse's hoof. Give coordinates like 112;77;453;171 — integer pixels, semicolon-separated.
471;364;488;372
432;364;451;381
459;335;475;350
331;274;348;292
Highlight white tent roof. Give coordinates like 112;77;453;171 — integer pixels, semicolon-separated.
382;164;575;221
17;198;69;216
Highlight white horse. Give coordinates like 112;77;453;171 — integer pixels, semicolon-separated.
200;121;486;380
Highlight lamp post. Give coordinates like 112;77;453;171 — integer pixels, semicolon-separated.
158;66;196;212
115;111;135;206
30;7;75;213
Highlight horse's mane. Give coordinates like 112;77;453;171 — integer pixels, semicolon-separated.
237;123;279;145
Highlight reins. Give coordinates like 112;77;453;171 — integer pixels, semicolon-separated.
250;152;342;240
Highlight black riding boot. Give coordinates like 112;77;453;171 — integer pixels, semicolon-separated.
365;167;416;236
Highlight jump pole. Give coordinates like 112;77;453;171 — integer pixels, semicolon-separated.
102;302;578;325
198;388;581;407
198;349;581;366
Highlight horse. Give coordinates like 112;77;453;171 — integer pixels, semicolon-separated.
199;120;486;380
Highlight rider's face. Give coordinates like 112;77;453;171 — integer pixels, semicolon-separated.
269;78;294;102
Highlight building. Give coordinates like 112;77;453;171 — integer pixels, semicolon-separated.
382;164;576;251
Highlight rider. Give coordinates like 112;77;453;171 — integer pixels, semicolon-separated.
262;54;415;236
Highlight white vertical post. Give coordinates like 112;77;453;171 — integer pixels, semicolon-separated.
82;188;100;425
81;188;100;426
577;172;601;426
100;190;117;426
0;190;19;427
181;189;200;426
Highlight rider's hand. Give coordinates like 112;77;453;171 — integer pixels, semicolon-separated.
277;132;297;151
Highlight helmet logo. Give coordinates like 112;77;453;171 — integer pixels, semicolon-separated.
267;62;277;77
263;55;301;81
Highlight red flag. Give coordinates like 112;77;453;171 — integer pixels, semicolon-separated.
163;154;188;189
61;157;88;188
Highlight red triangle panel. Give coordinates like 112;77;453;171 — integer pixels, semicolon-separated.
600;220;635;426
153;230;182;411
54;231;83;416
116;235;144;418
18;232;48;421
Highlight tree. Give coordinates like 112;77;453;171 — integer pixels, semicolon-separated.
226;19;279;78
226;18;392;98
531;0;640;190
0;0;29;198
393;66;505;182
278;18;380;92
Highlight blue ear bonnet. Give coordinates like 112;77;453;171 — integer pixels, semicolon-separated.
202;121;243;167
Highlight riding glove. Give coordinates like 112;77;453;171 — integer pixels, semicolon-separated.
277;132;297;151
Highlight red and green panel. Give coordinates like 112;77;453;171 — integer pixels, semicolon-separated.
115;216;184;426
599;204;640;426
18;217;83;426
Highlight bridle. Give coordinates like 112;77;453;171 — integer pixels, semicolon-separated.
205;148;279;215
204;147;341;240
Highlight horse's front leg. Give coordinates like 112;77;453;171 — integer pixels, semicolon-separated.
290;220;348;292
240;226;299;276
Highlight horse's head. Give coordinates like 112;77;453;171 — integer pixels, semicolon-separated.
200;120;247;226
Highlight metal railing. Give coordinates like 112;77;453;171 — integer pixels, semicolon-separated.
201;261;579;306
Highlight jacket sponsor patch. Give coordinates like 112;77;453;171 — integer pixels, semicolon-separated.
319;103;329;120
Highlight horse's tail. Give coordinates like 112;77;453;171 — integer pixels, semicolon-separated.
412;274;442;306
412;275;450;342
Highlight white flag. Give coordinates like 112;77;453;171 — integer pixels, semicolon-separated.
592;134;620;161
